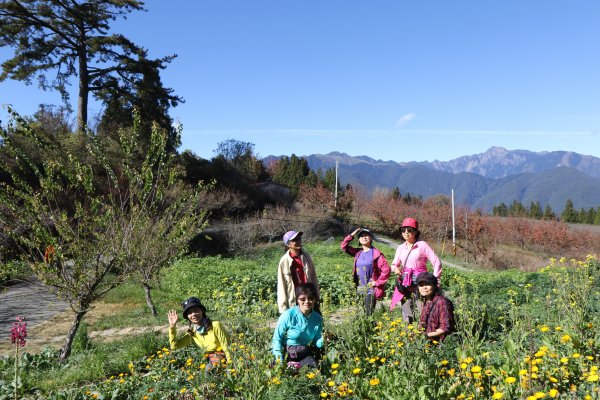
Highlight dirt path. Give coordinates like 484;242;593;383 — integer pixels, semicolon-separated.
0;278;68;338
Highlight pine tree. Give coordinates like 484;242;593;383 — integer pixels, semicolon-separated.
561;199;577;223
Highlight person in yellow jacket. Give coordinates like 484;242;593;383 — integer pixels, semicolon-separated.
167;297;231;369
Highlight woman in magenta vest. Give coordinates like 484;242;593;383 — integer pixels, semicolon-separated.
389;218;442;323
340;227;390;315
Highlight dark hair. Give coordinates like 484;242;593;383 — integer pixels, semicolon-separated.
295;282;319;302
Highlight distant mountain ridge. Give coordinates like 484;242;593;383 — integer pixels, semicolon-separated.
265;147;600;212
426;146;600;180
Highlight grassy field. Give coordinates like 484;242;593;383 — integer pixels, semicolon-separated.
1;239;599;399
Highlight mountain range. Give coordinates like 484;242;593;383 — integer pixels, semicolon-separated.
271;147;600;213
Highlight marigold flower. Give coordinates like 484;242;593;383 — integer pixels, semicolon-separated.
471;365;482;373
369;377;380;386
548;389;558;398
492;393;504;399
505;377;517;384
352;368;361;374
561;334;572;343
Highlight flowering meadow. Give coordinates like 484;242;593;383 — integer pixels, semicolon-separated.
1;241;599;399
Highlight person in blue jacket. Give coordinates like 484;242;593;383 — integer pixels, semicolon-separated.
271;282;323;369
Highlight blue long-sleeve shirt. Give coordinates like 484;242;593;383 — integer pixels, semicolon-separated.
271;305;323;359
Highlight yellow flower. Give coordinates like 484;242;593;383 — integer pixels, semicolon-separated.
505;377;517;384
328;381;335;387
561;334;572;343
587;374;599;382
572;353;581;358
331;363;339;369
560;357;569;363
441;360;449;365
534;392;546;398
471;365;482;373
370;377;380;386
548;389;559;398
460;363;468;370
492;393;504;399
180;388;187;393
306;372;316;379
447;368;456;376
320;393;328;398
352;368;361;374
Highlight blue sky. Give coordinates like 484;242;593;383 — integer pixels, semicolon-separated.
1;1;599;162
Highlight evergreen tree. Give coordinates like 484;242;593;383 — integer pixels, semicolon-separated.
271;154;313;197
508;200;527;217
542;204;556;221
528;201;543;219
595;206;600;225
561;199;577;223
392;187;401;200
97;52;183;153
493;202;508;217
0;0;157;131
586;207;596;225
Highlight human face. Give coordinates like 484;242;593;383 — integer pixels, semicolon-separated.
418;283;434;298
186;306;205;324
288;235;303;252
297;294;315;315
401;227;416;243
358;233;372;247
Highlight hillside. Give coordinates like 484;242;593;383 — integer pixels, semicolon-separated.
265;148;600;212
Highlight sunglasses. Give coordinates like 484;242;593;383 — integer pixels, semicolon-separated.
401;227;415;233
297;296;316;303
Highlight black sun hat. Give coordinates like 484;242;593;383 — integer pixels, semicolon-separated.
181;297;206;320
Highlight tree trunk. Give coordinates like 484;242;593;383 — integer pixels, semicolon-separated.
58;310;86;363
143;283;157;317
77;46;89;132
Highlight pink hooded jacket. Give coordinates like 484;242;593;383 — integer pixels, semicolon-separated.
340;235;391;300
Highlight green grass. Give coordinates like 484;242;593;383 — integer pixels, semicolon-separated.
2;239;600;399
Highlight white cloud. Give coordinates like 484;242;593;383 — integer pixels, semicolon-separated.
395;113;416;128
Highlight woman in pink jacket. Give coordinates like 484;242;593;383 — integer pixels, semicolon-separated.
390;218;442;323
340;228;390;315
